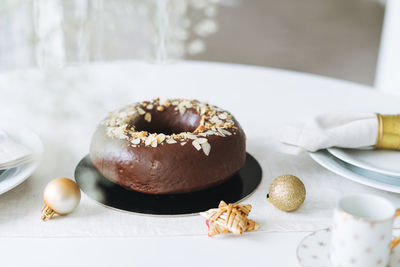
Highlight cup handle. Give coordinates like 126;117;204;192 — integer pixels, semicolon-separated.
391;209;400;250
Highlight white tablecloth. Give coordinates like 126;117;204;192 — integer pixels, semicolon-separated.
1;61;400;237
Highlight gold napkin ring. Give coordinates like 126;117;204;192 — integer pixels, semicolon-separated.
376;114;400;150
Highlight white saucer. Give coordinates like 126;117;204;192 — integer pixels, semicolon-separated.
309;150;400;193
297;229;400;267
328;148;400;177
0;125;42;195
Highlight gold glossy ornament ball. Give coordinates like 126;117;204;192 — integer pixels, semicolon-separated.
267;174;306;212
41;178;81;221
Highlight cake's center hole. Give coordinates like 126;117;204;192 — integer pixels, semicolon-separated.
133;108;201;135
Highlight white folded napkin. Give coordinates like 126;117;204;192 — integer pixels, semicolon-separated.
279;113;378;154
0;129;32;167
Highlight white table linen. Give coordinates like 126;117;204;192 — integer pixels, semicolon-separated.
0;61;400;238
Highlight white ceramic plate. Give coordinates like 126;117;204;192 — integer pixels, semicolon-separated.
309;150;400;193
328;148;400;177
297;229;400;267
0;125;43;195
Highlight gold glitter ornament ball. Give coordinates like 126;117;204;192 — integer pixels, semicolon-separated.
267;174;306;212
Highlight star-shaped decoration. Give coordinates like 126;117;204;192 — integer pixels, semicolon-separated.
200;201;259;236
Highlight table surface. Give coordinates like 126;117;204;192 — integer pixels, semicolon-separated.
1;61;400;267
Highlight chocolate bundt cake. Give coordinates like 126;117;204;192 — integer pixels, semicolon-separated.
90;98;246;194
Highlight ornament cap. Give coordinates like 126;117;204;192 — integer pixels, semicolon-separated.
41;205;55;221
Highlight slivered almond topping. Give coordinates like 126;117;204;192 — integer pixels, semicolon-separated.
186;133;197;140
178;106;186;114
166;139;177;144
144;112;152;122
195;125;205;133
157;134;166;144
131;138;141;145
138;131;147;138
137;107;146;115
151;139;158;147
192;139;202;150
103;98;238;155
221;129;232;136
201;142;211;156
145;134;156;146
218;113;228;120
145;138;152;146
196;138;208;144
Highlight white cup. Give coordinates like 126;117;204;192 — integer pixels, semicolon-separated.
330;194;400;267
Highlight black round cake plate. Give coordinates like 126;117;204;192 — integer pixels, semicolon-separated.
74;153;262;216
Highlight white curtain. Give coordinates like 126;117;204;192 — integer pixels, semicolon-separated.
0;0;226;70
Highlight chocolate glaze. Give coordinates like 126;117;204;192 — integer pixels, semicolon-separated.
90;105;246;194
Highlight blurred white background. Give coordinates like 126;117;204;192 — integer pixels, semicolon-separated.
0;0;389;86
189;0;385;86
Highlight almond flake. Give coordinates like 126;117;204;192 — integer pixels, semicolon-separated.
186;133;197;140
178;106;186;114
196;138;208;144
137;107;146;115
192;140;202;150
146;104;154;110
145;138;152;146
218;113;227;120
221;129;232;136
205;130;215;136
112;127;128;139
157;134;166;144
157;106;165;111
151;139;158;147
181;142;187;146
200;106;207;115
138;131;147;138
144;112;152;122
195;125;205;133
217;127;225;137
166;139;177;144
201;142;211;156
210;115;222;124
131;138;141;145
145;134;156;146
